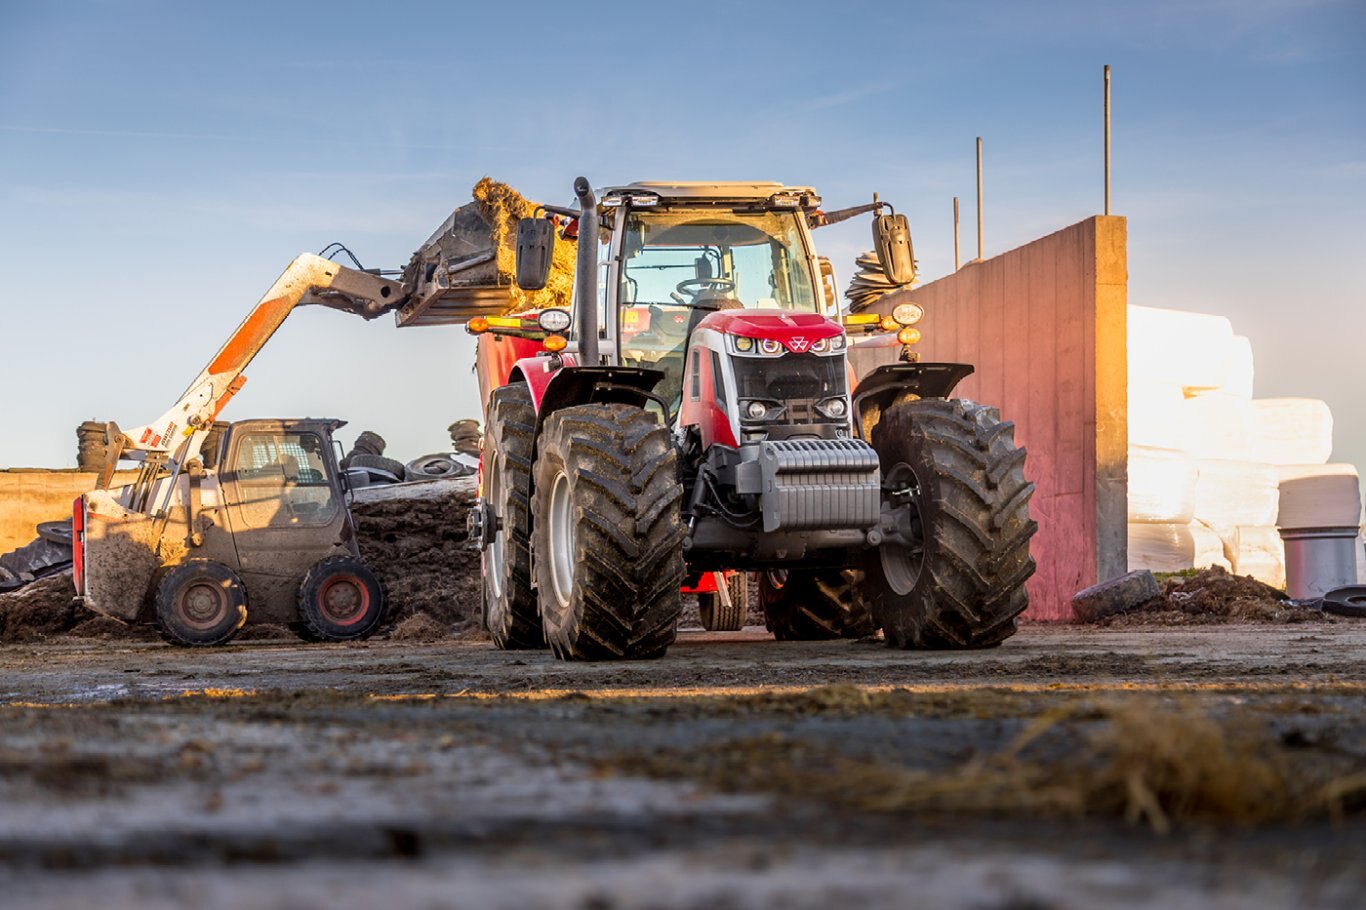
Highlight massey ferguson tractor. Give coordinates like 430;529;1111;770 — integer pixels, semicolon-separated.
467;178;1037;660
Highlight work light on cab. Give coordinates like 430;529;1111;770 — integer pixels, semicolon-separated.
892;302;924;326
537;308;572;333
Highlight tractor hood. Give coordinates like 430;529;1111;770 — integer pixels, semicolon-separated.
696;310;843;354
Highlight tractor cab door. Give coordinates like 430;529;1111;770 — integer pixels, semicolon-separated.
219;420;352;621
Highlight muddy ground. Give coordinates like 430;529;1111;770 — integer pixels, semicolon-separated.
0;624;1363;909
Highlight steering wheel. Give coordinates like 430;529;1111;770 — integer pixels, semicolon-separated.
675;277;736;299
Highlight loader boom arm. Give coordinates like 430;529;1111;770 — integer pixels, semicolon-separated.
119;253;404;467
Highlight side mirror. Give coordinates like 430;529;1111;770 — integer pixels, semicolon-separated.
515;217;554;291
873;212;916;286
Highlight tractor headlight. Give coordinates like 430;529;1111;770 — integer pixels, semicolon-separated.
537;308;572;333
733;335;754;353
745;400;769;420
758;338;783;356
892;302;924;326
816;397;848;419
810;337;829;354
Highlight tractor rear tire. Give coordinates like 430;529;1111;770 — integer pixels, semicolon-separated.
482;383;544;650
155;560;248;647
864;398;1037;649
698;572;749;632
533;404;685;661
759;568;875;640
296;555;386;641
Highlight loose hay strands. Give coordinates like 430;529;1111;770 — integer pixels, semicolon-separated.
471;177;577;314
604;693;1366;831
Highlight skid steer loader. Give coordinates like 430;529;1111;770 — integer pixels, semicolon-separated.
467;178;1037;660
75;255;402;645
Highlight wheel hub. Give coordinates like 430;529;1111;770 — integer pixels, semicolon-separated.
547;470;575;610
179;581;226;628
878;462;927;596
319;576;367;623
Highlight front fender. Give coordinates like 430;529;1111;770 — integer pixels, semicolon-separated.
535;365;666;431
852;362;975;441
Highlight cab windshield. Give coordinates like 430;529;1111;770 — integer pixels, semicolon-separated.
617;208;818;403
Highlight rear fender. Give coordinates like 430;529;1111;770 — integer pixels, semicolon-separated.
852;362;975;441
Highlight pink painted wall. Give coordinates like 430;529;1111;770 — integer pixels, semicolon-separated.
864;216;1128;620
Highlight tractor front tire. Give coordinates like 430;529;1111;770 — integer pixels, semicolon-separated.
155;559;248;647
759;568;875;641
296;555;386;641
533;404;685;661
482;383;544;649
864;398;1037;649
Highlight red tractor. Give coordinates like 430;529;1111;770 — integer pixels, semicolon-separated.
467;179;1036;660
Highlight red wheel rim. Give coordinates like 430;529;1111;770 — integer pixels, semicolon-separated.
317;574;371;626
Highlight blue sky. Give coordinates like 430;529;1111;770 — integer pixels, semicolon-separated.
1;0;1363;480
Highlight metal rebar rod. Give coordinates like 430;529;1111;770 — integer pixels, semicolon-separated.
1104;65;1111;216
953;196;961;271
975;137;984;261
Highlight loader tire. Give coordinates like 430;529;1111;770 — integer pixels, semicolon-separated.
155;560;248;647
864;398;1037;649
296;555;386;641
533;404;685;661
759;568;875;641
482;384;544;649
698;572;749;632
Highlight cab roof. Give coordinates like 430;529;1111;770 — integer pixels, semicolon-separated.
602;181;819;202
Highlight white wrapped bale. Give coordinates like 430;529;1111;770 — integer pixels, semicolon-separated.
1190;522;1233;571
1224;335;1255;400
1231;526;1285;589
1251;398;1334;466
1128;446;1197;523
1192;459;1279;530
1276;464;1363;529
1127;305;1235;392
1128;384;1188;450
1128;523;1196;574
1182;392;1256;462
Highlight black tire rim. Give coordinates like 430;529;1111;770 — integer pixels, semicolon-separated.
178;581;230;631
878;462;927;596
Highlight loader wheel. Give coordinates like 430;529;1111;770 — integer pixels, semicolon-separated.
759;568;875;641
533;404;685;661
698;572;749;632
296;556;386;641
155;560;248;647
482;383;544;649
864;398;1037;649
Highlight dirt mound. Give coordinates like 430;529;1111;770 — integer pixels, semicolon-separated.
350;483;484;634
389;612;448;642
0;572;92;641
1097;566;1325;626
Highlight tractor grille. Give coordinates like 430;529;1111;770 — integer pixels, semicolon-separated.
732;353;847;404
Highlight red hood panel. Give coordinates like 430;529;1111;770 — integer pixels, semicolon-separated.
697;310;843;346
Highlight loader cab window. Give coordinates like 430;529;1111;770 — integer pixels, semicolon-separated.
618;207;818;410
230;432;337;528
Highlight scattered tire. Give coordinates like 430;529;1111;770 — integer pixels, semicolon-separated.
404;453;471;481
699;572;749;632
481;384;544;650
759;568;875;640
36;520;74;546
154;560;248;647
0;566;21;593
348;454;406;483
1073;570;1160;623
533;404;685;661
76;420;109;472
1322;585;1366;619
296;555;386;640
863;398;1038;649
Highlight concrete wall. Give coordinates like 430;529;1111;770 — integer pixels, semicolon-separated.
865;216;1128;620
0;470;137;553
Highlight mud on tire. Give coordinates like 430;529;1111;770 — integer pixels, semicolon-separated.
760;568;875;641
864;398;1037;649
482;383;544;649
533;404;685;660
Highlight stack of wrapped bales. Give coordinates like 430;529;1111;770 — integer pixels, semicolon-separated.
1126;305;1362;586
